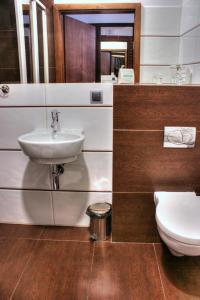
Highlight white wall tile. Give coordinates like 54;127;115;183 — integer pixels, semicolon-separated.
52;191;112;226
0;151;51;190
54;0;182;5
45;83;113;106
185;63;200;84
0;107;46;149
191;64;200;84
180;0;200;35
58;152;112;191
0;189;53;225
141;0;182;6
0;84;45;106
180;26;200;64
141;36;180;65
140;65;172;83
47;107;113;151
142;6;181;36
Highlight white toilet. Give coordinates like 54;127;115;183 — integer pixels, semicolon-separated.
155;192;200;257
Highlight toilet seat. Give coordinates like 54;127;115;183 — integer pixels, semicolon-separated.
155;192;200;246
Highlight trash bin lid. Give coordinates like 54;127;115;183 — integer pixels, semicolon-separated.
86;202;112;218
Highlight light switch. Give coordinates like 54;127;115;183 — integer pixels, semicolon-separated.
90;91;103;104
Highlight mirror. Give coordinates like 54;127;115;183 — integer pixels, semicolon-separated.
0;1;199;84
63;14;134;83
18;0;49;83
101;41;128;81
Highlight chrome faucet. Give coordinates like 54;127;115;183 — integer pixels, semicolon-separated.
51;110;60;133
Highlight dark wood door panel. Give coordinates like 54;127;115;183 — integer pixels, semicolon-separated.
114;85;200;130
101;51;111;75
112;193;160;243
0;31;19;69
64;16;96;83
113;130;200;192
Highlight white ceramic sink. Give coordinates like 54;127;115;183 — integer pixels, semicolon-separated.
18;129;85;164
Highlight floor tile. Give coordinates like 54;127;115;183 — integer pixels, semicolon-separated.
112;193;160;243
0;224;44;239
12;240;94;300
0;239;35;299
88;243;165;300
41;225;90;241
155;243;200;299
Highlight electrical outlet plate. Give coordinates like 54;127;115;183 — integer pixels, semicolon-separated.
90;90;103;104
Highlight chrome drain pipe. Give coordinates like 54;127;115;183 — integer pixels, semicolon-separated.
51;164;64;190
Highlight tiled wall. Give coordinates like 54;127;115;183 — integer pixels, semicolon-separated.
140;0;182;83
54;0;183;84
112;85;200;243
0;0;20;83
5;0;200;84
0;83;113;226
180;0;200;84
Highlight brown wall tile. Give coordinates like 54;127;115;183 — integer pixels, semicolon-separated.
0;31;19;69
0;68;20;83
113;130;200;192
0;1;20;82
0;0;55;83
114;85;200;130
0;0;17;30
112;193;160;242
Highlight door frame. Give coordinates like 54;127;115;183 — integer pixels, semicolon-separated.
53;3;141;83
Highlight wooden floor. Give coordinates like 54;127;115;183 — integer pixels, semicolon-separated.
0;224;200;299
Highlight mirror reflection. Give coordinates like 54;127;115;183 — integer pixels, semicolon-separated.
22;0;49;83
0;1;199;84
62;13;134;83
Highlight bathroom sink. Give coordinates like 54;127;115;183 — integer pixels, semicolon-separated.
18;129;85;164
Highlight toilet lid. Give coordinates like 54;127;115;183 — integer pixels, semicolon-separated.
156;192;200;245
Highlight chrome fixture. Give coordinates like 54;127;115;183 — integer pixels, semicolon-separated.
51;164;64;190
51;110;60;133
0;84;10;96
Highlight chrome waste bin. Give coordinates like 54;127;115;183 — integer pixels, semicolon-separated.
86;202;112;241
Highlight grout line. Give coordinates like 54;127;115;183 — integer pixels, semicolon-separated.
113;192;153;194
0;149;113;153
86;242;96;300
140;64;171;67
114;129;200;132
0;236;157;244
182;61;200;66
49;189;55;226
141;35;179;38
114;129;163;132
0;236;94;243
153;243;167;300
180;23;200;37
0;149;22;151
110;241;159;245
9;240;39;300
0;105;113;108
0;187;112;193
38;227;46;239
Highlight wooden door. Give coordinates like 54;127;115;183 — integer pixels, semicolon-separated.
64;16;96;83
101;51;111;75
